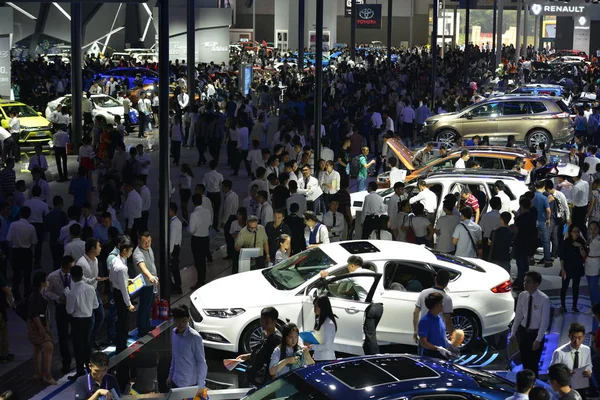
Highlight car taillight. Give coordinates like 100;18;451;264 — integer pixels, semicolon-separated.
491;280;512;293
552;112;570;119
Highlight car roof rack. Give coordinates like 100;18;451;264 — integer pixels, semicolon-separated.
450;146;534;156
425;168;526;180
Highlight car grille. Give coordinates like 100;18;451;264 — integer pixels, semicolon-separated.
190;302;203;323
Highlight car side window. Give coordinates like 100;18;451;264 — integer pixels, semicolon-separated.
470;102;500;118
431;158;454;171
502;102;530;115
383;262;434;292
325;275;378;302
476;157;501;169
502;158;516;170
530;101;548;114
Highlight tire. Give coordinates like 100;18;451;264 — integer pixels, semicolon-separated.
452;311;480;348
240;320;284;353
526;129;552;149
436;129;458;148
97;116;107;126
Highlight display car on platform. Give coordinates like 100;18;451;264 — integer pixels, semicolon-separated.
45;94;138;126
242;354;556;400
0;100;53;144
95;67;159;87
190;241;514;354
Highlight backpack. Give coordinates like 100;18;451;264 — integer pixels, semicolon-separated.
350;156;362;178
406;217;417;244
552;194;564;222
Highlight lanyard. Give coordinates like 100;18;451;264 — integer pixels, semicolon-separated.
87;374;107;394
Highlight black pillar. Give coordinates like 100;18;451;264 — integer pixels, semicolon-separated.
431;0;438;110
351;0;356;61
298;0;305;66
492;0;497;57
387;0;393;62
159;0;171;301
314;0;323;164
464;0;470;83
71;2;82;150
187;0;195;105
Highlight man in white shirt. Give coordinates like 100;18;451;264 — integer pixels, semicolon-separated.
66;264;98;379
409;179;438;218
136;144;152;182
29;169;50;203
387;182;407;231
135;176;151;231
452;207;483;258
123;181;143;245
257;190;274;225
52;126;70;181
7;206;38;300
64;224;86;261
28;146;48;178
361;181;386;239
137;92;149;138
321;160;340;198
247;167;270;197
494;180;512;214
320;138;335;162
77;238;107;347
400;102;415;142
454;150;470;169
478;197;501;260
221;180;240;259
585;146;600;173
321;199;345;241
572;171;590;235
8;110;20;160
235;120;250;176
188;194;212;290
551;322;592;396
509;271;551;377
412;269;454;344
287;181;307;216
504;370;536;400
203;160;224;229
24;185;48;270
383;111;394;133
177;91;189;111
297;164;320;204
169;203;183;294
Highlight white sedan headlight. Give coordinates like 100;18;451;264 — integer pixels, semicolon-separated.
203;308;246;318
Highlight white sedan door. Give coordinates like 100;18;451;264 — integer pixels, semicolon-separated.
301;272;382;355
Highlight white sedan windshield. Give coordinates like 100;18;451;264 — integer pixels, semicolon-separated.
263;248;336;290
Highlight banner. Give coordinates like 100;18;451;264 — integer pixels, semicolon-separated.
0;36;10;100
344;0;365;17
355;4;382;29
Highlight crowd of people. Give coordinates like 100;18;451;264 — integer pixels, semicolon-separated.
2;39;600;399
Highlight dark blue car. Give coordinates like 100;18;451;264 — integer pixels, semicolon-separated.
96;67;159;87
242;354;556;400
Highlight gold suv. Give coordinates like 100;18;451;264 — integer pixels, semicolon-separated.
423;96;573;148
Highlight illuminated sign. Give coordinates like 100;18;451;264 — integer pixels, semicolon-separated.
344;0;365;17
531;3;585;16
355;4;382;29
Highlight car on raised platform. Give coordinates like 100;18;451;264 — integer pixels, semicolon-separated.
189;240;514;354
45;94;137;126
242;354;556;400
0;100;53;144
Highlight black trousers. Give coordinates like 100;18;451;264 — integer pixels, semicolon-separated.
11;248;32;300
227;140;237;167
573;206;588;238
71;316;92;376
561;275;581;309
224;215;237;258
126;218;144;248
55;303;71;367
518;326;543;377
32;223;44;268
54;147;68;180
207;191;221;229
171;140;181;165
113;288;130;353
170;245;182;290
191;236;209;286
362;215;379;239
363;303;383;355
50;242;64;271
141;211;149;232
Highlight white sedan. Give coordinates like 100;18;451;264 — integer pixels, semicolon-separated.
45;94;133;126
189;240;514;354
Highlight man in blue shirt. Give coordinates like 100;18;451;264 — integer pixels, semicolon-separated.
418;292;451;359
93;212;123;244
74;351;120;400
533;180;552;267
167;305;207;396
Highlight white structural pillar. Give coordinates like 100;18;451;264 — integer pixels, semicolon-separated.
522;2;528;57
515;0;522;62
495;0;504;68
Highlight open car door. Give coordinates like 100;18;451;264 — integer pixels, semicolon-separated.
301;272;382;355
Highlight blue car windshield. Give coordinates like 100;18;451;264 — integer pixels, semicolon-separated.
263;248;336;290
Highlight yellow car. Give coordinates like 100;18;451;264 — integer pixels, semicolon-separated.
0;100;53;144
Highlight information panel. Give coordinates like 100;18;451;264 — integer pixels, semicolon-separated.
0;36;10;99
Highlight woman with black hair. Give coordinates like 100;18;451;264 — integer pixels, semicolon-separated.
27;270;56;385
560;224;587;313
269;322;313;379
311;296;338;362
369;215;392;240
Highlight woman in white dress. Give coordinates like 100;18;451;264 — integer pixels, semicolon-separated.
310;296;338;362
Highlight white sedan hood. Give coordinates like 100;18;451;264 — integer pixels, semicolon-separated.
193;269;283;309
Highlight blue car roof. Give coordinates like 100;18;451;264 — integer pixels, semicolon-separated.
292;355;513;399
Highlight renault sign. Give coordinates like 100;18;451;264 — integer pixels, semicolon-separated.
355;4;382;29
530;3;585;16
